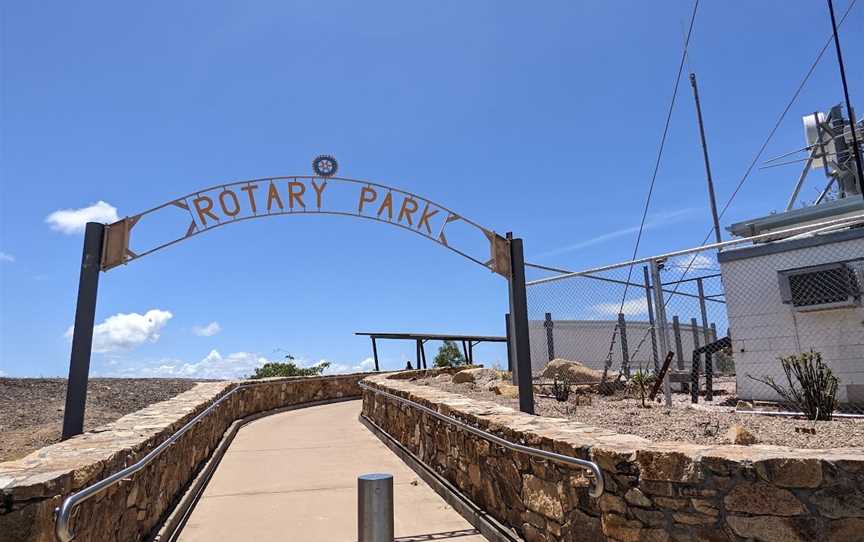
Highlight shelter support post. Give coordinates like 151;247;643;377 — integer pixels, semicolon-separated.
62;222;105;440
507;234;534;414
372;338;380;372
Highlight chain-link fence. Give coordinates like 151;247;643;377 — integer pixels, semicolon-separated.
524;215;864;414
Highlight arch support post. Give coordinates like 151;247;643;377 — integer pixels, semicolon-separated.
62;222;104;440
507;234;535;414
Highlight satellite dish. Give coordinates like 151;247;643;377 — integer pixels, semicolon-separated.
803;112;835;168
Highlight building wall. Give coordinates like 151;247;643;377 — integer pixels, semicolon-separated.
528;319;708;375
720;234;864;403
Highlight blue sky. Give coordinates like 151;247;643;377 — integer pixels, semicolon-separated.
1;1;861;378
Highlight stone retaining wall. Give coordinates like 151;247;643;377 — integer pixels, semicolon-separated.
362;371;864;542
0;373;366;542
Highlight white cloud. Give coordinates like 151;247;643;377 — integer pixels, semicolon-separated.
666;253;716;271
111;350;271;379
322;357;376;375
46;201;119;234
192;322;222;337
66;309;173;353
98;351;377;380
0;252;14;263
592;297;648;317
0;369;7;376
535;208;697;258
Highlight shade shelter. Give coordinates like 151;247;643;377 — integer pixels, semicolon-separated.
355;332;507;371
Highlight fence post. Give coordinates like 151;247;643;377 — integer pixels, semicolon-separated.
617;313;630;379
649;258;672;407
507;234;535;415
697;278;713;401
62;222;105;440
544;312;555;361
642;266;660;373
690;317;701;401
672;316;684;370
672;315;688;393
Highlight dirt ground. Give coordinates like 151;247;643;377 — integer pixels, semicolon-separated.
0;378;199;462
418;375;864;449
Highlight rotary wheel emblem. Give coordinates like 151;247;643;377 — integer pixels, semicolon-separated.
312;155;338;177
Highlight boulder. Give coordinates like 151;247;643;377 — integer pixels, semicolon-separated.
541;358;604;384
726;425;758;445
452;367;498;385
490;382;519;398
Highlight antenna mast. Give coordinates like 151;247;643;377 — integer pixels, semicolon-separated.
827;0;864;195
689;73;723;244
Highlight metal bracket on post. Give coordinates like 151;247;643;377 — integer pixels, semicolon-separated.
505;313;516;384
649;259;672;407
62;222;105;440
507;233;535;415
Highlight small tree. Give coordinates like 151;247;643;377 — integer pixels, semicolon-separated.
748;350;838;421
250;355;330;379
630;365;655;408
433;340;466;368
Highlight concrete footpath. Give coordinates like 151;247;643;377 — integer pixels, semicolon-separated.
177;399;485;541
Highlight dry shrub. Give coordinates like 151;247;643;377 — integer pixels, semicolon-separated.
748;350;838;421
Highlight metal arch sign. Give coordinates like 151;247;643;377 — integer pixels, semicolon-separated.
101;176;512;277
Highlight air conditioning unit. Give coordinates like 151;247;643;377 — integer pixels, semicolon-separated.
778;260;863;312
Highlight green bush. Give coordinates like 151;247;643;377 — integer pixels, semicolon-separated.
249;355;330;379
433;340;467;368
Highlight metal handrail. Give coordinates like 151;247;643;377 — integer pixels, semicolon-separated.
54;380;271;541
359;382;605;498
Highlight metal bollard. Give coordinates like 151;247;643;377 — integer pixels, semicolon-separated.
358;473;394;542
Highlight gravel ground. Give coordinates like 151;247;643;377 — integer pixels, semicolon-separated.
0;378;199;462
418;375;864;449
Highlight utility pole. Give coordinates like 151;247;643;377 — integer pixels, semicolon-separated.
827;0;864;195
689;73;723;245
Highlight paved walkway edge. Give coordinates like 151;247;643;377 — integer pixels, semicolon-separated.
359;414;522;542
151;397;361;542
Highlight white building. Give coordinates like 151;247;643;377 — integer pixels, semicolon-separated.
719;227;864;403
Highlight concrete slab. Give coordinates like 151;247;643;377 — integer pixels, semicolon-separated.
178;399;486;542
